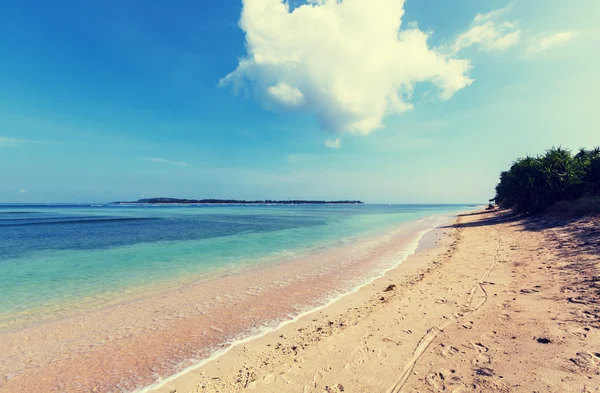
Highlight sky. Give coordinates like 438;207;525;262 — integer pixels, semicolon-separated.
1;0;598;204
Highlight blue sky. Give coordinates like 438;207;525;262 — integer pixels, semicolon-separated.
1;0;598;203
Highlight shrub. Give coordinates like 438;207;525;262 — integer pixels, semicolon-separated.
494;146;600;214
547;196;600;218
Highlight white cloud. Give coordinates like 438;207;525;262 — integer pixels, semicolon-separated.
473;4;513;24
145;157;189;167
20;189;27;193
221;0;473;136
267;82;306;108
452;5;521;53
527;31;578;54
324;138;341;149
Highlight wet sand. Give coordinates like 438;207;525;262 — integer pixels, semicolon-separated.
0;215;448;393
148;210;600;393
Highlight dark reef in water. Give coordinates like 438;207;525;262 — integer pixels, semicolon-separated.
112;197;365;205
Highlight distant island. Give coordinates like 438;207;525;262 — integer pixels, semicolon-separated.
111;197;365;205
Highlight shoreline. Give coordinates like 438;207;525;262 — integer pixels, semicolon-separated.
0;212;459;393
0;213;438;333
145;210;600;393
143;215;460;393
137;215;457;393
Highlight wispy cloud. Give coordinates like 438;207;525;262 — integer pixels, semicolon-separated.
324;138;341;149
0;136;51;147
473;3;513;23
145;157;189;167
20;189;27;193
452;4;521;54
527;31;578;54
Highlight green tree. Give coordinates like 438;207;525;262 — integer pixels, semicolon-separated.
494;146;600;213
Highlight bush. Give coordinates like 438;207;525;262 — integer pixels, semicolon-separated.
547;196;600;218
494;147;600;214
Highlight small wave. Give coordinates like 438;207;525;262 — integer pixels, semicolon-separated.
0;217;157;227
135;220;439;393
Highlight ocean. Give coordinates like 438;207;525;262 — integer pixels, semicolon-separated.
0;203;469;392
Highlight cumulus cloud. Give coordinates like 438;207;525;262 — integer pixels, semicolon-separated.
527;31;578;54
452;5;521;53
221;0;473;136
145;157;189;167
324;138;341;149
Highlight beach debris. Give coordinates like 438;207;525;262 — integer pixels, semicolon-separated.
536;337;552;344
384;284;397;292
475;367;494;377
520;288;540;294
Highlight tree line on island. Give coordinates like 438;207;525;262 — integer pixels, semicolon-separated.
493;147;600;214
112;198;364;205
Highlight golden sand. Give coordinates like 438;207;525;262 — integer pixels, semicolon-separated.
149;210;600;393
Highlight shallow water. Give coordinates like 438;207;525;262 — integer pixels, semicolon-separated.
0;203;468;392
0;204;466;322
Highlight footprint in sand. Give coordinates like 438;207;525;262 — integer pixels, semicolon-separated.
351;346;368;365
582;384;600;393
425;371;444;391
567;326;589;339
304;366;333;393
425;369;467;393
498;313;510;321
469;342;491;365
440;344;461;358
570;352;600;374
481;331;498;341
470;342;489;352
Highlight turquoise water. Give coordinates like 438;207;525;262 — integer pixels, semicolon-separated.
0;204;467;321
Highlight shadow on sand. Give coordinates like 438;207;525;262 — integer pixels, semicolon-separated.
439;210;521;229
446;208;597;233
443;208;599;264
446;208;600;327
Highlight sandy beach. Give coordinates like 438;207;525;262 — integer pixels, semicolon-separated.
2;209;599;393
0;213;451;393
148;209;600;393
3;0;596;391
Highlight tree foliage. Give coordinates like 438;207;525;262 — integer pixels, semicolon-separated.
494;147;600;213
